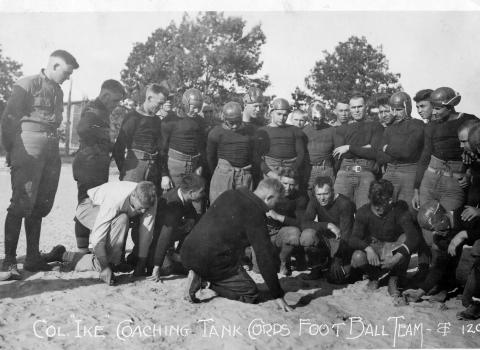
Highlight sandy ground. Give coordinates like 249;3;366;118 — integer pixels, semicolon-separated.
0;159;479;349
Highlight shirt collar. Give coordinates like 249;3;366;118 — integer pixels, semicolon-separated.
177;188;186;205
40;69;59;87
136;106;153;117
93;98;108;113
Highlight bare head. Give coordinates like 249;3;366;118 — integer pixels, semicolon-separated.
349;94;366;122
98;79;126;114
130;181;157;215
45;50;79;84
334;101;350;124
179;174;207;202
254;178;285;209
290;109;307;129
313;176;334;207
143;83;169;115
413;89;433;122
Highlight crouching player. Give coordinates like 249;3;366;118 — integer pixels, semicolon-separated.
348;179;421;302
146;174;206;280
250;168;308;276
43;181;156;285
403;200;480;320
180;178;292;311
300;176;356;281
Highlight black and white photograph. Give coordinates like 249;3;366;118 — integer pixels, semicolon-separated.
1;1;480;349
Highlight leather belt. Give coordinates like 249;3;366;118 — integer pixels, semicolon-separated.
427;166;464;178
130;149;158;161
344;165;363;173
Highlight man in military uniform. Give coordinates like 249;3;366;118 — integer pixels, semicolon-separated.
72;80;125;252
1;50;79;278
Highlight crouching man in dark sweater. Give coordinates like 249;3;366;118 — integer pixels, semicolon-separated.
250;168;308;276
349;179;421;301
146;174;206;280
180;178;292;311
403;200;480;320
301;176;356;282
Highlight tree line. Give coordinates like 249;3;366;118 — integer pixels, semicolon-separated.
0;11;401;115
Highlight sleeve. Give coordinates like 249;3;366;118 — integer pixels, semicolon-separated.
90;203;121;269
394;202;421;256
349;145;393;165
113;115;136;173
301;199;328;231
155;119;163;154
414;124;433;189
333;126;346;171
160;118;173;177
282;215;298;227
153;206;181;267
137;199;157;259
196;117;208;174
338;199;355;242
466;227;480;245
247;214;284;298
348;209;370;251
369;122;385;150
293;194;308;226
206;127;219;174
54;88;64;129
385;123;424;160
77;108;110;146
349;145;378;160
254;128;271;175
1;84;30;151
453;208;480;245
293;128;305;171
282;196;307;227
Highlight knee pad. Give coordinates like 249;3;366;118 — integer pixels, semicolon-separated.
351;250;368;268
285;234;300;246
300;229;318;247
282;228;301;246
471;241;480;258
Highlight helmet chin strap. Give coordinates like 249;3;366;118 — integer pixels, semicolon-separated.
442;91;460;106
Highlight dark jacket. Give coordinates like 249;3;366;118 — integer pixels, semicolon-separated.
1;70;63;151
77;98;111;151
180;188;284;298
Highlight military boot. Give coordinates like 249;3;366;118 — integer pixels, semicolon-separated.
24;216;51;272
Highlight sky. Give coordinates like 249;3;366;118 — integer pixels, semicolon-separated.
0;1;480;117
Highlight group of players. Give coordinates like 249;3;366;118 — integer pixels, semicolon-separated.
2;50;480;318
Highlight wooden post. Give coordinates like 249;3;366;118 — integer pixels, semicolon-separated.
65;78;73;156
